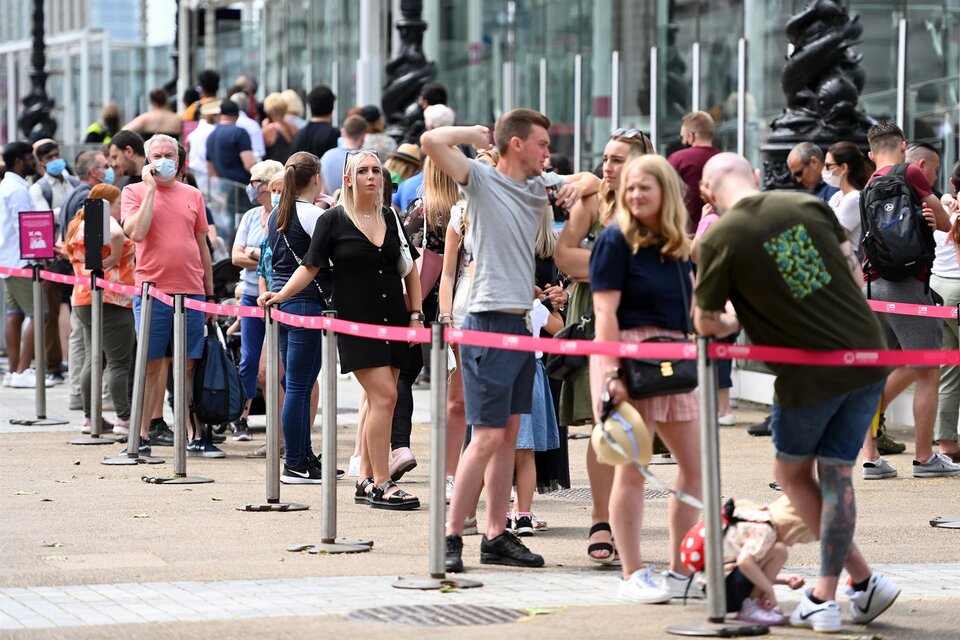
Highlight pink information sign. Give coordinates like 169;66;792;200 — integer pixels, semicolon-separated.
19;211;55;260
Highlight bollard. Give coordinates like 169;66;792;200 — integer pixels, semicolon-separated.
103;281;162;465
238;305;307;511
71;271;117;445
666;337;767;636
288;310;370;554
32;265;46;419
142;294;211;483
393;323;481;589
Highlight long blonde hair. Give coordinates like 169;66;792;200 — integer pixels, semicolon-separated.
602;131;656;225
616;155;689;260
422;156;458;234
535;208;558;259
338;150;385;229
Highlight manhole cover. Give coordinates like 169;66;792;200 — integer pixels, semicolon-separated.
347;604;525;626
542;487;670;501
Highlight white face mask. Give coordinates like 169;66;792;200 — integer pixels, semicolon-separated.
822;167;841;189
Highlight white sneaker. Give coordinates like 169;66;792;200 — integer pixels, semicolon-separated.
112;418;130;436
347;455;361;478
717;413;736;426
2;372;12;387
912;453;960;478
662;570;705;600
862;457;897;480
463;515;479;536
10;369;52;388
445;475;454;503
848;573;900;624
618;566;672;604
789;589;842;633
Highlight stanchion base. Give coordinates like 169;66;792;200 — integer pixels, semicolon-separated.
287;540;373;554
391;576;484;590
931;517;960;529
237;502;310;512
9;418;70;426
101;455;165;466
69;435;121;445
665;621;769;637
142;475;214;484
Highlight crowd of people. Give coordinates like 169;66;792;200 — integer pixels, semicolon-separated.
8;68;960;633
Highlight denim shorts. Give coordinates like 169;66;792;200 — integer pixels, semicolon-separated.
461;311;536;428
133;293;205;360
771;379;885;466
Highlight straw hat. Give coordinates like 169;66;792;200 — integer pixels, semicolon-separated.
590;402;652;467
389;143;422;168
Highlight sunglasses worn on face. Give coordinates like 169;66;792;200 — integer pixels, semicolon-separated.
792;161;809;179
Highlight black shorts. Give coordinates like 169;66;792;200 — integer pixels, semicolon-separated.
725;567;755;613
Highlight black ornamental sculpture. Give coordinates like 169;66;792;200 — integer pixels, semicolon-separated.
383;0;436;145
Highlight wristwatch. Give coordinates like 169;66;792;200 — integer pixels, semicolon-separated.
438;312;453;322
409;311;425;323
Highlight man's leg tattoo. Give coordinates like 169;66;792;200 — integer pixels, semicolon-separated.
818;462;856;577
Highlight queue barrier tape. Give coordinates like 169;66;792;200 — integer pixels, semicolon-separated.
5;265;960;367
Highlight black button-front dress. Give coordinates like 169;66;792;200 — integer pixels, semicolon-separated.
303;205;420;373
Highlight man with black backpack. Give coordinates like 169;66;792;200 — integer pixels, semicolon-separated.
859;121;960;480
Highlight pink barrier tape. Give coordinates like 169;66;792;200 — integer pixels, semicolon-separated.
182;295;265;319
866;299;956;320
148;287;175;307
0;266;34;278
449;328;697;359
708;342;960;367
95;278;141;298
39;270;84;287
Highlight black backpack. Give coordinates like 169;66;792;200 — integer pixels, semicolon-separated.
859;163;936;284
191;326;246;425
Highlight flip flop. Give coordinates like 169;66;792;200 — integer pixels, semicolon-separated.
587;522;620;566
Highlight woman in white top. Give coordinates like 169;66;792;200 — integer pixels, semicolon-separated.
932;161;960;461
824;141;871;252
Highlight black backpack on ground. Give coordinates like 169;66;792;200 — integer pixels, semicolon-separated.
859;163;936;286
192;325;246;425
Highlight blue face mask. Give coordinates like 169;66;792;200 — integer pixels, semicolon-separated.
246;184;261;204
270;193;281;209
152;158;178;181
45;158;66;177
103;167;115;185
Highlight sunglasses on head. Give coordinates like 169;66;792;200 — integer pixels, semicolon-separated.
611;128;645;141
343;149;379;173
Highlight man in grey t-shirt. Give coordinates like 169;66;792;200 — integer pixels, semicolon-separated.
422;108;598;573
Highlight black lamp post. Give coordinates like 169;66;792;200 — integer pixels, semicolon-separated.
18;0;57;142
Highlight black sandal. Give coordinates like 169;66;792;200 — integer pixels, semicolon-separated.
354;477;376;504
370;480;420;511
587;522;620;565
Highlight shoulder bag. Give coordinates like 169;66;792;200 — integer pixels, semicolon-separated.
621;260;698;400
544;304;593;381
412;200;443;300
279;230;332;308
390;207;414;277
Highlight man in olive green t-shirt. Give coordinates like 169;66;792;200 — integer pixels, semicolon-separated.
693;153;899;632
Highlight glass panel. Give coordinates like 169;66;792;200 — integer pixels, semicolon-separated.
850;1;902;122
698;0;743;154
656;1;697;156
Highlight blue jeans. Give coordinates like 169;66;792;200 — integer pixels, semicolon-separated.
278;299;324;467
239;294;265;399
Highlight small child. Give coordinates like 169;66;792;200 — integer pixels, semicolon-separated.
682;497;806;626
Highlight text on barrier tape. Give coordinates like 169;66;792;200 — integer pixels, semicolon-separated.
0;266;35;278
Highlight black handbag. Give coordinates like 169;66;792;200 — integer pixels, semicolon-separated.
544;305;593;381
622;261;698;400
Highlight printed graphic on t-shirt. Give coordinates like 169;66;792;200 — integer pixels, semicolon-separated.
763;223;832;300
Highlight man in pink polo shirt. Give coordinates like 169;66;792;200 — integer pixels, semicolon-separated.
120;134;220;457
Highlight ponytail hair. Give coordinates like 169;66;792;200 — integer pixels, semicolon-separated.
826;141;872;190
277;151;321;233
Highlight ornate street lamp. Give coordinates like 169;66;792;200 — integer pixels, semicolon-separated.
18;0;57;142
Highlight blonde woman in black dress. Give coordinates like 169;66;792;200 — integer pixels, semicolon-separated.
267;150;424;509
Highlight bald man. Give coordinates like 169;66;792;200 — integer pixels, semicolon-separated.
694;153;900;632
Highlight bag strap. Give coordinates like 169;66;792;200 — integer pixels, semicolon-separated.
279;230;330;306
391;206;410;252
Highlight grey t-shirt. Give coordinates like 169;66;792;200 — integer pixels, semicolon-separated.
460;160;564;313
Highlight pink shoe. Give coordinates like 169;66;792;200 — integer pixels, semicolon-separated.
81;417;114;435
389;447;417;481
736;598;786;626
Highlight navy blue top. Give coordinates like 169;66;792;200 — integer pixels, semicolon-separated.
589;224;692;331
206;124;253;184
268;207;331;305
812;180;840;203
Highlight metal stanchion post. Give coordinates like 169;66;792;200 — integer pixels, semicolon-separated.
143;294;211;484
393;324;481;589
32;265;46;419
71;271;117;445
290;310;370;553
239;306;307;511
103;282;162;465
667;337;766;637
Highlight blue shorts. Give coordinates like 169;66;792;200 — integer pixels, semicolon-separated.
133;293;205;361
461;311;536;428
770;379;885;466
